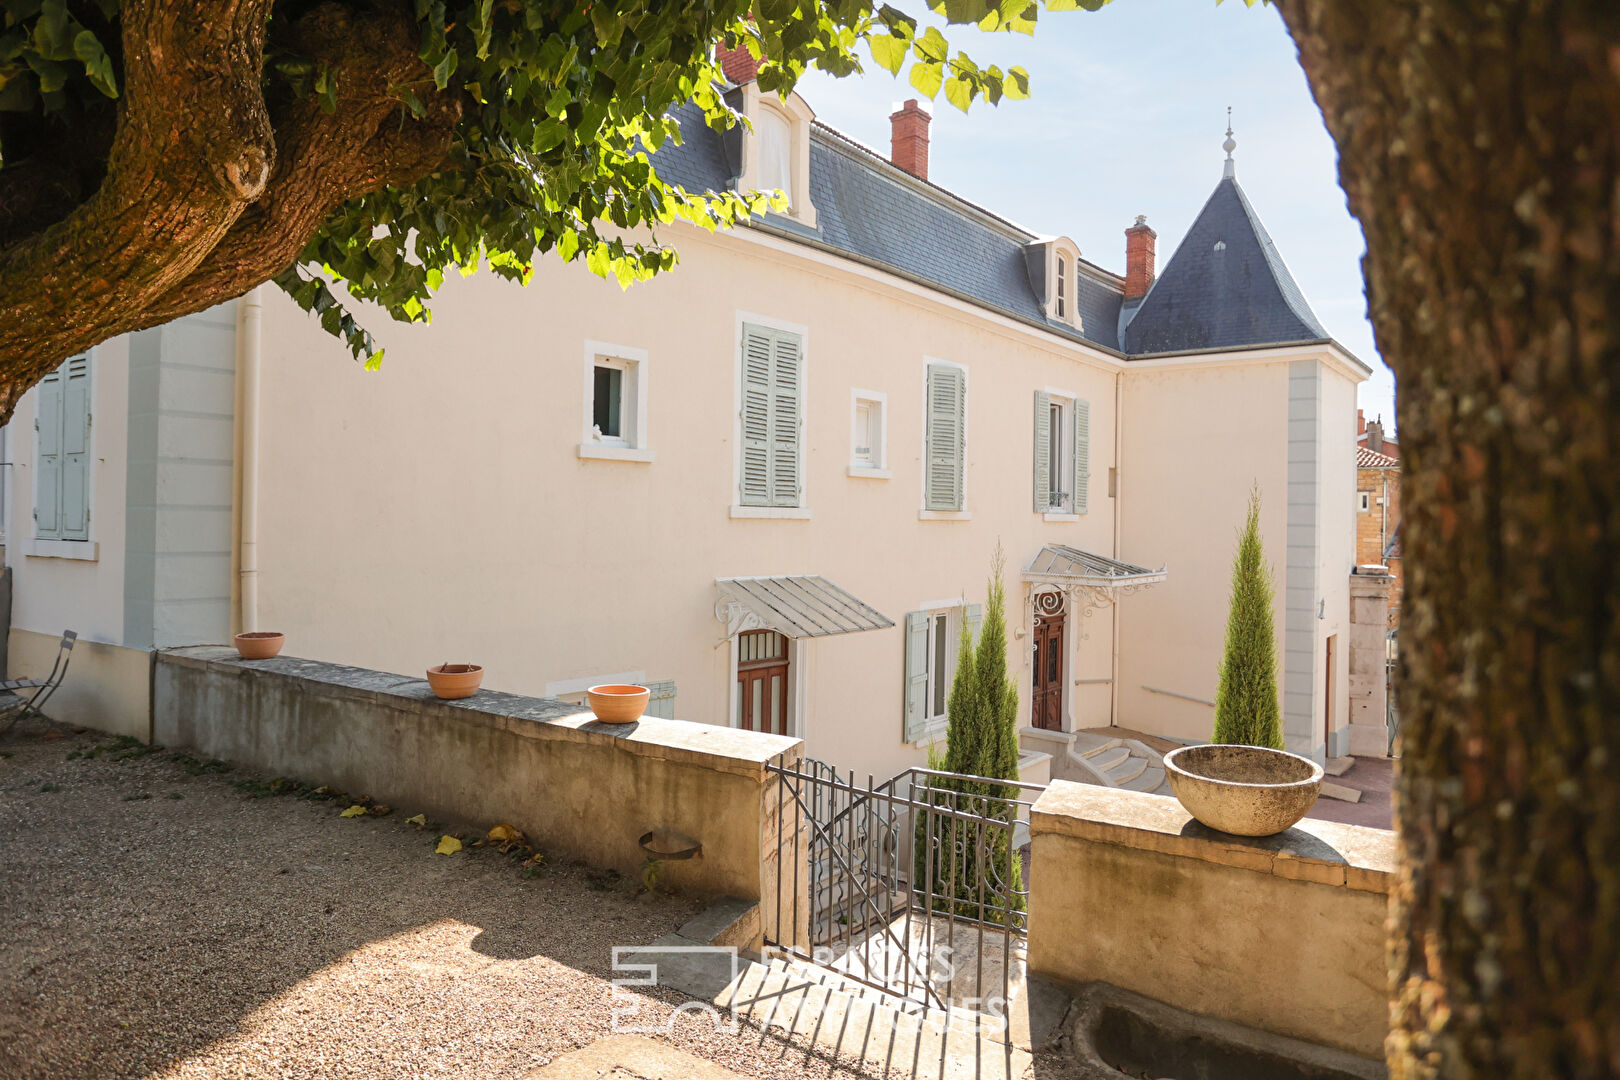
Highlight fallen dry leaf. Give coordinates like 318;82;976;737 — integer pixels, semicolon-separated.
435;835;462;856
339;804;368;818
488;824;519;842
406;813;427;827
368;804;393;817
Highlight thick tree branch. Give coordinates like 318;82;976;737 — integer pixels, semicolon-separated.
0;0;277;421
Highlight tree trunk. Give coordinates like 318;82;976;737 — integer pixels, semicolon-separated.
1277;2;1620;1076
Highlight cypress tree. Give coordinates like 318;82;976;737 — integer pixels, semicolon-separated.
1213;487;1284;749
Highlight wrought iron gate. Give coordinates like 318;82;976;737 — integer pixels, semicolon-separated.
764;755;1043;1013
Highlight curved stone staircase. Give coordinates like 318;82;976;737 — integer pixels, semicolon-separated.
1021;728;1175;796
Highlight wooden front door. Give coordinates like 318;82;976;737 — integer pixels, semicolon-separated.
1032;610;1065;731
738;629;790;735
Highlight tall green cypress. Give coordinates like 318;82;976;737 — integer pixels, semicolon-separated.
1213;487;1283;749
919;545;1024;921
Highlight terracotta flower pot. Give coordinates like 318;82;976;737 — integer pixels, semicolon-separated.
587;684;650;724
427;664;484;700
1164;744;1324;837
234;631;285;660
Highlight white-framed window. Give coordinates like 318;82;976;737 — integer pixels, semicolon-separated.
733;313;809;518
1358;491;1372;513
1055;254;1068;321
902;601;983;743
1045;239;1081;328
921;359;967;517
1033;390;1090;516
578;340;652;462
849;388;888;477
739;85;818;227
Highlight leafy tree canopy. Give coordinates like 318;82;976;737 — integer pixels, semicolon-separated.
0;0;1107;418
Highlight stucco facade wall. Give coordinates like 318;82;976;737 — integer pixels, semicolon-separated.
250;229;1129;778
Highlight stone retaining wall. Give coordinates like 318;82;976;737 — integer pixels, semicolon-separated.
156;648;802;920
1028;780;1393;1059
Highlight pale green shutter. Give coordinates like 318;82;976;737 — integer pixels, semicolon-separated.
60;355;91;541
645;680;677;719
1032;390;1051;512
965;603;983;646
35;368;63;539
925;364;965;511
903;611;929;742
769;331;802;506
739;326;772;506
1074;397;1090;514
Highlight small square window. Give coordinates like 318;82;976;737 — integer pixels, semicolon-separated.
850;390;887;473
1358;491;1372;513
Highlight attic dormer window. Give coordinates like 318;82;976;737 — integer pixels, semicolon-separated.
740;86;818;228
1056;254;1068;320
757;105;792;203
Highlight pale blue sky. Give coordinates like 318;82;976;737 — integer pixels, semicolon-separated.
798;0;1397;432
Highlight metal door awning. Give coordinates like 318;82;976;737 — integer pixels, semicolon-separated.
1023;545;1166;589
715;576;895;638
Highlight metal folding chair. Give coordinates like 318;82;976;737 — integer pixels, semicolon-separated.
0;630;77;736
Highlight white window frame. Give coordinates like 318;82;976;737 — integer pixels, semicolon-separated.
848;387;889;478
26;349;98;561
1043;386;1081;521
918;356;970;521
1047;239;1082;328
1358;491;1372;513
738;85;818;228
578;340;653;463
917;598;964;742
731;311;811;520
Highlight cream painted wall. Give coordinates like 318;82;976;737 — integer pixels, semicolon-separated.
7;338;130;649
251;226;1127;779
1319;368;1360;756
1115;361;1292;745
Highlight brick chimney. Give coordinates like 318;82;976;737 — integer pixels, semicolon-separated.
716;40;761;85
1357;408;1366;436
1124;215;1157;300
889;99;931;180
1366;418;1384;455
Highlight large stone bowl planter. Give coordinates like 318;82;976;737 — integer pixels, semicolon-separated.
1164;744;1325;837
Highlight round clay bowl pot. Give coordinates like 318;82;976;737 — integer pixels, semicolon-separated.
1164;744;1325;837
234;631;285;660
426;664;484;700
587;684;650;724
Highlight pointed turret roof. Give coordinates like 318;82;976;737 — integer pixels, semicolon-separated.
1122;162;1328;355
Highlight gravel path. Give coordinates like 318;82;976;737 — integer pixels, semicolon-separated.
0;721;896;1080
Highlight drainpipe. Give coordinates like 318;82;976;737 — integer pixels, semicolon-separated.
1110;370;1123;729
236;287;263;633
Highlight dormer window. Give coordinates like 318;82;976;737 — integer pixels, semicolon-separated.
1056;254;1068;320
739;85;818;228
1039;238;1081;329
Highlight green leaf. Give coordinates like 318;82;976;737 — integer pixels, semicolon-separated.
943;74;973;113
431;47;458;90
909;60;943;98
72;30;115;98
868;33;908;75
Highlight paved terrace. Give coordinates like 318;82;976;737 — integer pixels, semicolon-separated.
0;721;903;1080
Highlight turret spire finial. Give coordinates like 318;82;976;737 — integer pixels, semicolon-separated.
1222;107;1236;178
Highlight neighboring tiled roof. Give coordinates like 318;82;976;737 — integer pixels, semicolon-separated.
648;103;1330;360
1122;175;1328;355
1358;447;1399;468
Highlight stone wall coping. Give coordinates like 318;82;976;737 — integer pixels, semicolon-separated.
160;647;801;779
1030;779;1396;894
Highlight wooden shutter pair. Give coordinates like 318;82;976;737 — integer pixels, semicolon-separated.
925;364;965;511
36;354;92;541
901;603;983;743
1032;391;1091;514
739;325;803;507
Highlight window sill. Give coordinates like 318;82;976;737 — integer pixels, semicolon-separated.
910;718;949;746
730;505;812;520
918;510;972;522
23;539;98;561
1043;512;1082;523
577;443;655;463
847;466;891;480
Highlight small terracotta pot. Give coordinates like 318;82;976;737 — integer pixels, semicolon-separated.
587;684;650;724
427;664;484;700
234;631;285;660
